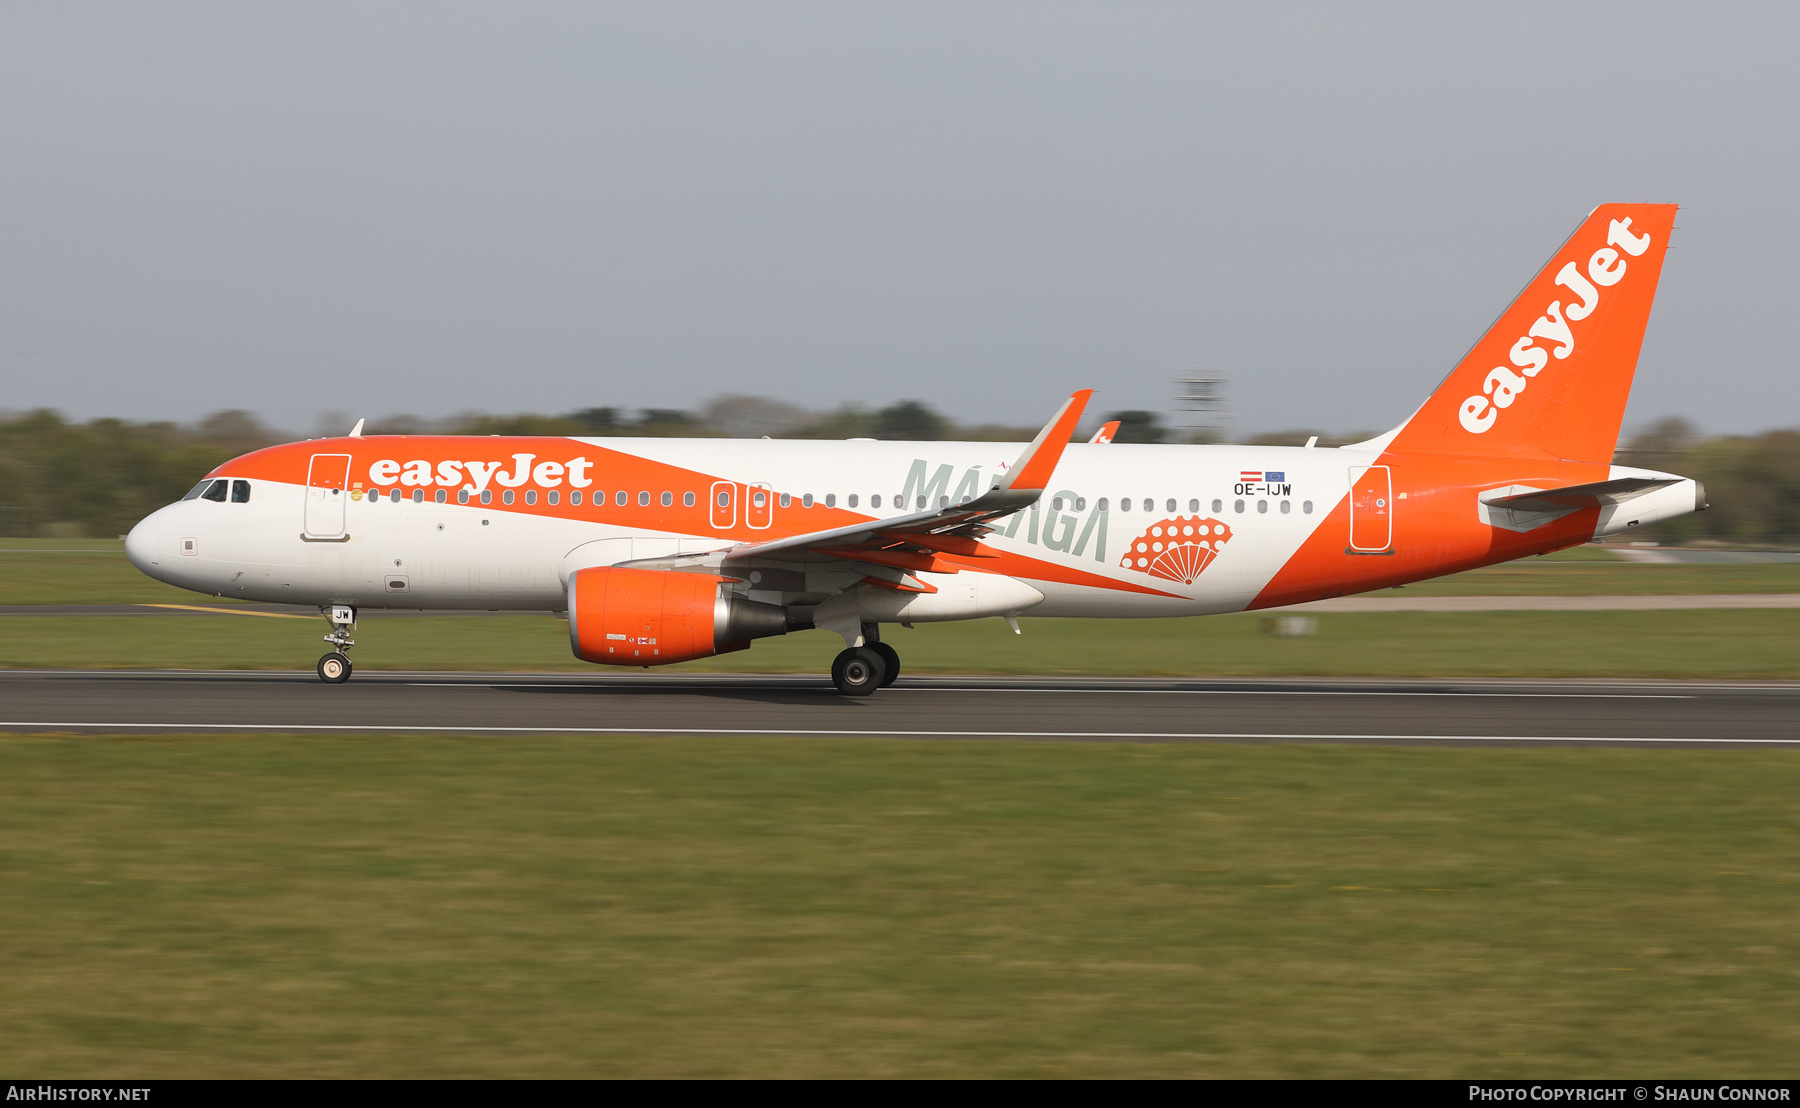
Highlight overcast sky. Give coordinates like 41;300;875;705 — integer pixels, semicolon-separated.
2;3;1794;438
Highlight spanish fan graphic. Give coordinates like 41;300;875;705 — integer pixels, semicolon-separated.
1119;516;1233;585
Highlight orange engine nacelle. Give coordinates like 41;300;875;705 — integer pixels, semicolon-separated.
567;566;788;666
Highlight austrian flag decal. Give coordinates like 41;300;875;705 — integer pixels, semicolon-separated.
1119;516;1232;585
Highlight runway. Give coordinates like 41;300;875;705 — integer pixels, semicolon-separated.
0;670;1796;746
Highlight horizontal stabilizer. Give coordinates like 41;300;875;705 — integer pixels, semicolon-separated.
1483;476;1679;513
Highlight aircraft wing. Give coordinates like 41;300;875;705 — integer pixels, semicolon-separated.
618;390;1092;590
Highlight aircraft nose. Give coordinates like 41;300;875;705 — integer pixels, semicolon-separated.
125;511;162;575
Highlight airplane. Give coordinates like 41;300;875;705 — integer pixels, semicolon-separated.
125;203;1704;695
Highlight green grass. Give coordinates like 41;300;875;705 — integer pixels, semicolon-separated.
2;733;1797;1076
0;540;252;605
1401;558;1800;596
3;608;1799;678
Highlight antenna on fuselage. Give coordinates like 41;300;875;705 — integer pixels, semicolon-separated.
348;418;365;438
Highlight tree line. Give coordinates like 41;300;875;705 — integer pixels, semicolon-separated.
0;404;1791;545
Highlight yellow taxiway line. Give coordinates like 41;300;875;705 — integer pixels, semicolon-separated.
138;604;316;620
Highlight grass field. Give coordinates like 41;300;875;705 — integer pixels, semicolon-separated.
4;608;1800;678
3;732;1797;1077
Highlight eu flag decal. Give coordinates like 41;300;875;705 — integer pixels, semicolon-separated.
1264;471;1285;482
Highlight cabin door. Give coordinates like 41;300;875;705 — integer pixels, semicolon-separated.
1348;465;1393;552
304;454;352;538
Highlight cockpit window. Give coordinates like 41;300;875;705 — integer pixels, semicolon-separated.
181;480;212;501
200;479;228;502
231;479;251;503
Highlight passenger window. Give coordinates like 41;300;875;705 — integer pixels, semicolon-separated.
1142;498;1154;512
502;490;514;505
231;479;251;503
390;489;401;503
1075;497;1086;511
870;494;881;508
569;490;581;505
638;491;650;506
1118;497;1130;512
1280;500;1291;514
616;491;627;506
1303;500;1314;514
481;490;492;504
524;490;536;505
779;493;791;508
825;493;836;508
181;480;211;501
1166;499;1176;513
414;489;425;504
1212;499;1223;513
1189;499;1199;512
937;496;949;508
684;492;695;507
802;494;814;508
847;494;858;508
201;479;228;502
1257;500;1268;514
1234;500;1245;513
1052;497;1063;511
547;490;559;505
661;491;673;507
1098;498;1110;512
435;489;446;503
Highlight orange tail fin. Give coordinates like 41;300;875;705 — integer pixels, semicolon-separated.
1388;203;1677;464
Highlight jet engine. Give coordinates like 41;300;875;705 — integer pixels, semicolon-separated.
567;566;788;666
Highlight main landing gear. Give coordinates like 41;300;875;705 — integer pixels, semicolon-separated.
831;623;901;696
318;604;356;684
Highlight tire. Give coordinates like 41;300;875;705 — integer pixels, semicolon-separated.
869;642;900;686
831;646;886;696
317;652;352;683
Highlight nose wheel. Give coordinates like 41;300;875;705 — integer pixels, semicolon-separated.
318;604;357;683
317;651;352;683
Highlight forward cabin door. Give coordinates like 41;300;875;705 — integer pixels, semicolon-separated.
304;454;352;538
1348;465;1393;552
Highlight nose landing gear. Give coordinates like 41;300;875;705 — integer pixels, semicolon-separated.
318;604;356;683
318;651;352;683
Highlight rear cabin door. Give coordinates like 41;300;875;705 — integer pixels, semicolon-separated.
1348;465;1392;552
305;454;352;538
